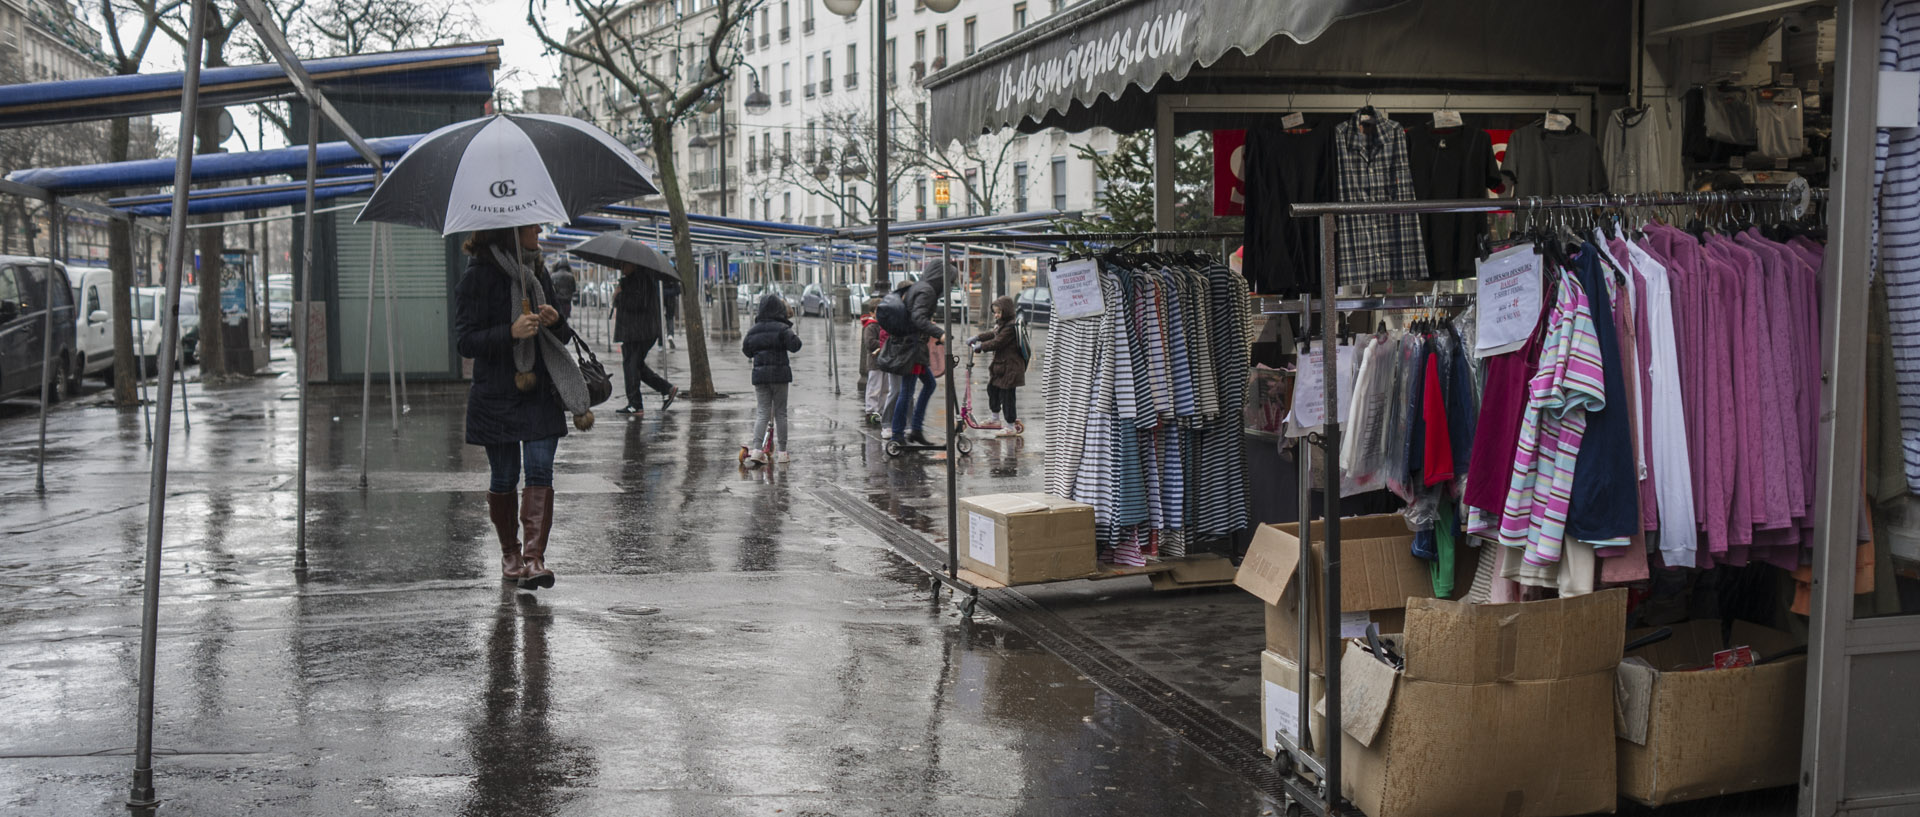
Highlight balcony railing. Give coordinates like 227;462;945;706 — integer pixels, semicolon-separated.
804;82;815;98
820;74;833;94
759;33;769;47
779;89;792;105
687;167;737;191
845;72;858;89
779;26;790;41
803;18;814;33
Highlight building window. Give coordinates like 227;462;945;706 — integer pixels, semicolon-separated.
1013;162;1028;212
783;192;792;219
965;168;978;216
963;17;976;56
806;122;817;161
916;178;927;219
935;25;948;65
1051;0;1065;11
783;132;793;166
805;55;815;96
914;30;926;63
821;52;832;92
780;0;791;40
1051;155;1067;210
747;135;757;170
1013;3;1027;29
883;39;894;85
803;0;814;31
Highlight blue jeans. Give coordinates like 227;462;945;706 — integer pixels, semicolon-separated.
891;371;936;437
485;437;559;492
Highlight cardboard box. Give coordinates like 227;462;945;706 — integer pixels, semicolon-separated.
1260;650;1327;760
1235;515;1470;673
1615;620;1807;806
958;493;1095;586
1335;590;1628;817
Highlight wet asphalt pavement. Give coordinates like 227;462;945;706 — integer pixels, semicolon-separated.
0;313;1278;816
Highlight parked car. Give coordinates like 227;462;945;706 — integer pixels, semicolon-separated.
799;283;831;317
1015;287;1052;325
765;281;804;316
0;256;80;402
69;266;118;381
133;286;200;373
267;280;294;338
735;283;765;312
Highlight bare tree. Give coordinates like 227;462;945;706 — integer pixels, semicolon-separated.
89;0;184;404
893;90;1022;218
529;0;764;399
761;103;917;227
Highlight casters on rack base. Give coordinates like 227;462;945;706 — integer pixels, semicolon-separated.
959;592;979;621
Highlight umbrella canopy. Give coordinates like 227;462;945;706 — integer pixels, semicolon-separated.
566;233;678;282
356;114;658;236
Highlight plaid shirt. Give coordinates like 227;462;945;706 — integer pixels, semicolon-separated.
1333;109;1428;287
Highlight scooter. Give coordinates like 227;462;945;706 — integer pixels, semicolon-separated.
884;342;973;458
959;343;1025;435
738;419;777;468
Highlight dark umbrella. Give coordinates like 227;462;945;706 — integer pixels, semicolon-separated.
566;233;678;282
355;114;658;235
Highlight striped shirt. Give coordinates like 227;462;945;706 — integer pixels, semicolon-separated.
1498;270;1607;566
1879;0;1920;491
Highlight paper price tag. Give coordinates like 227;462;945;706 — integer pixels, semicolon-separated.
1474;245;1544;358
967;512;997;566
1339;611;1373;638
1050;258;1106;321
1545;112;1572;131
1281;112;1306;129
1284;345;1356;435
1263;679;1301;753
1432;109;1463;129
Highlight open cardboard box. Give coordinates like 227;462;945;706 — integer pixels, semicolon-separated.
959;493;1096;586
1332;589;1628;817
1615;619;1807;806
1235;515;1472;673
1260;649;1327;761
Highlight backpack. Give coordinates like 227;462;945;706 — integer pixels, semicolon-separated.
876;291;914;336
1016;320;1033;370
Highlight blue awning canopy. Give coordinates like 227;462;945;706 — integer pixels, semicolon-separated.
0;43;501;130
7;135;420;194
113;178;376;217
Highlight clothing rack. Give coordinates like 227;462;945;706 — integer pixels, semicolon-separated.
898;229;1241;619
1273;185;1828;817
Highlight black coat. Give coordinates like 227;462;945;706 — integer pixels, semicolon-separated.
875;267;948;376
741;295;802;385
613;272;662;345
455;256;574;446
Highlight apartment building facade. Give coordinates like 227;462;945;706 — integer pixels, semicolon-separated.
559;0;1116;230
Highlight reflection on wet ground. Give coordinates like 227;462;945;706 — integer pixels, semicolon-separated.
0;319;1273;816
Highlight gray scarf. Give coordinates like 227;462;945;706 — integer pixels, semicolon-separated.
493;245;589;415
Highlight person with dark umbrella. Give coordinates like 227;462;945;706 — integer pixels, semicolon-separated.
613;264;678;415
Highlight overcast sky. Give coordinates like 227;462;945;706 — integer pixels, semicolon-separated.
119;0;579;151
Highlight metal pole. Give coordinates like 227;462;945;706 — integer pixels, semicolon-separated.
134;219;152;446
129;0;207;804
1293;289;1313;758
378;223;399;432
942;244;958;581
872;0;890;294
34;197;59;494
1317;212;1343;807
295;106;318;572
389;223;409;414
356;194;379;489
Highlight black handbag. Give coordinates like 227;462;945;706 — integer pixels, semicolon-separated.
572;337;613;407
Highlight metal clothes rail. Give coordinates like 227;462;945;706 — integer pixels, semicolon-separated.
1274;185;1827;816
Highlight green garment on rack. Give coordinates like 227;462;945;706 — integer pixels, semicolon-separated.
1433;502;1457;598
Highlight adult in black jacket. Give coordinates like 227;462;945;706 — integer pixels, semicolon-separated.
875;259;951;445
740;294;802;463
613;266;678;414
455;225;577;588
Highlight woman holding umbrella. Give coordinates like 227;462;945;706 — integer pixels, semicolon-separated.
359;112;661;590
455;224;587;589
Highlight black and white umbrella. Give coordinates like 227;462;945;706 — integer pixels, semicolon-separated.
566;233;678;282
356;114;658;236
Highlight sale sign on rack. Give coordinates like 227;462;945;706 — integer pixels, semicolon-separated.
1214;129;1247;216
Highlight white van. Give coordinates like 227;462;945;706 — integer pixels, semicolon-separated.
68;266;117;380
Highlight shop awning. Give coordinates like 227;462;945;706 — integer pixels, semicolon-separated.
923;0;1410;143
0;43;500;130
6;134;419;194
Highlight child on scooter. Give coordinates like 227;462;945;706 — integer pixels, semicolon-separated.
741;293;802;465
969;295;1027;437
859;297;895;429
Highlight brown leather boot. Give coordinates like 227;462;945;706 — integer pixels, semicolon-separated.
519;485;556;589
487;490;526;582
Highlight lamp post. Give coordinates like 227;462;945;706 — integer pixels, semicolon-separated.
820;0;958;291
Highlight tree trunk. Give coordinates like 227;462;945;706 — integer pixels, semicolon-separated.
195;106;227;379
108;116;139;407
651;117;718;398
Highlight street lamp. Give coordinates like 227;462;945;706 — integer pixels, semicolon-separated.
818;0;959;288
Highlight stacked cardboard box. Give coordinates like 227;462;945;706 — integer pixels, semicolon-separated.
1336;590;1628;817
